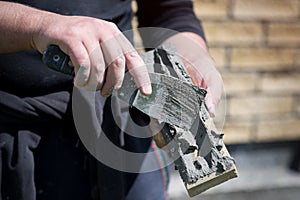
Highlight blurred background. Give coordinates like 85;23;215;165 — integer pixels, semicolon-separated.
198;0;300;145
133;0;300;199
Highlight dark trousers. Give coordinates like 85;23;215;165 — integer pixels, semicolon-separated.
0;90;168;200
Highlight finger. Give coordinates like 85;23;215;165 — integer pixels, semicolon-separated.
83;42;105;91
185;63;218;117
188;59;223;115
100;37;126;96
125;51;152;95
182;58;207;88
63;42;91;87
101;55;125;96
199;70;222;117
100;34;124;66
203;70;223;108
205;90;216;117
117;34;152;96
163;32;223;115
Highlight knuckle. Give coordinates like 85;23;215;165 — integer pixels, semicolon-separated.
111;57;125;68
126;51;139;59
93;65;105;75
107;22;120;35
64;27;77;37
107;22;118;30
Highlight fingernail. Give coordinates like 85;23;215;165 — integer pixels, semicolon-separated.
141;85;152;96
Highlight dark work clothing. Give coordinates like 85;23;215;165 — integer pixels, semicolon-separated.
0;89;169;200
136;0;206;47
0;124;92;200
0;0;205;199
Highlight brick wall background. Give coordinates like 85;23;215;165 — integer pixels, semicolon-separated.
196;0;300;144
133;0;300;144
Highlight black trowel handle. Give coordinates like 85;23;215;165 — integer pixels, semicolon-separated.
42;45;75;76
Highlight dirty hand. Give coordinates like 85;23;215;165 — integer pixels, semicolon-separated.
32;14;151;96
163;32;223;117
152;32;223;149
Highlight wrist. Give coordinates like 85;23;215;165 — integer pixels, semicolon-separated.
30;11;61;53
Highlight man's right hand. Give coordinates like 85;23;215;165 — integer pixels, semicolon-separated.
0;1;151;96
33;14;151;96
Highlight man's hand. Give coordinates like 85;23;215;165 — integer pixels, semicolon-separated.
0;1;152;96
163;32;223;117
33;15;152;96
150;32;223;148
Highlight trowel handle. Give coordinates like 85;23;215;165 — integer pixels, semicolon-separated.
42;45;75;76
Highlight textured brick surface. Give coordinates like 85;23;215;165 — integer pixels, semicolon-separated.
260;73;300;93
229;96;293;116
222;122;253;143
233;0;300;20
268;23;300;46
203;22;263;46
295;96;300;114
230;48;296;70
194;0;229;19
257;119;300;141
197;0;300;144
223;73;257;94
209;47;226;69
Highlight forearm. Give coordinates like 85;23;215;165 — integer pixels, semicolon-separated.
0;1;55;53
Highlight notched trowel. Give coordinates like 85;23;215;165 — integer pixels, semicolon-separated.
43;45;238;197
116;47;238;197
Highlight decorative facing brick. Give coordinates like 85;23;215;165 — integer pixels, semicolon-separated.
233;0;300;21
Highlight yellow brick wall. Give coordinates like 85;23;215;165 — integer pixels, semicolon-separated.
195;0;300;144
132;0;300;144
